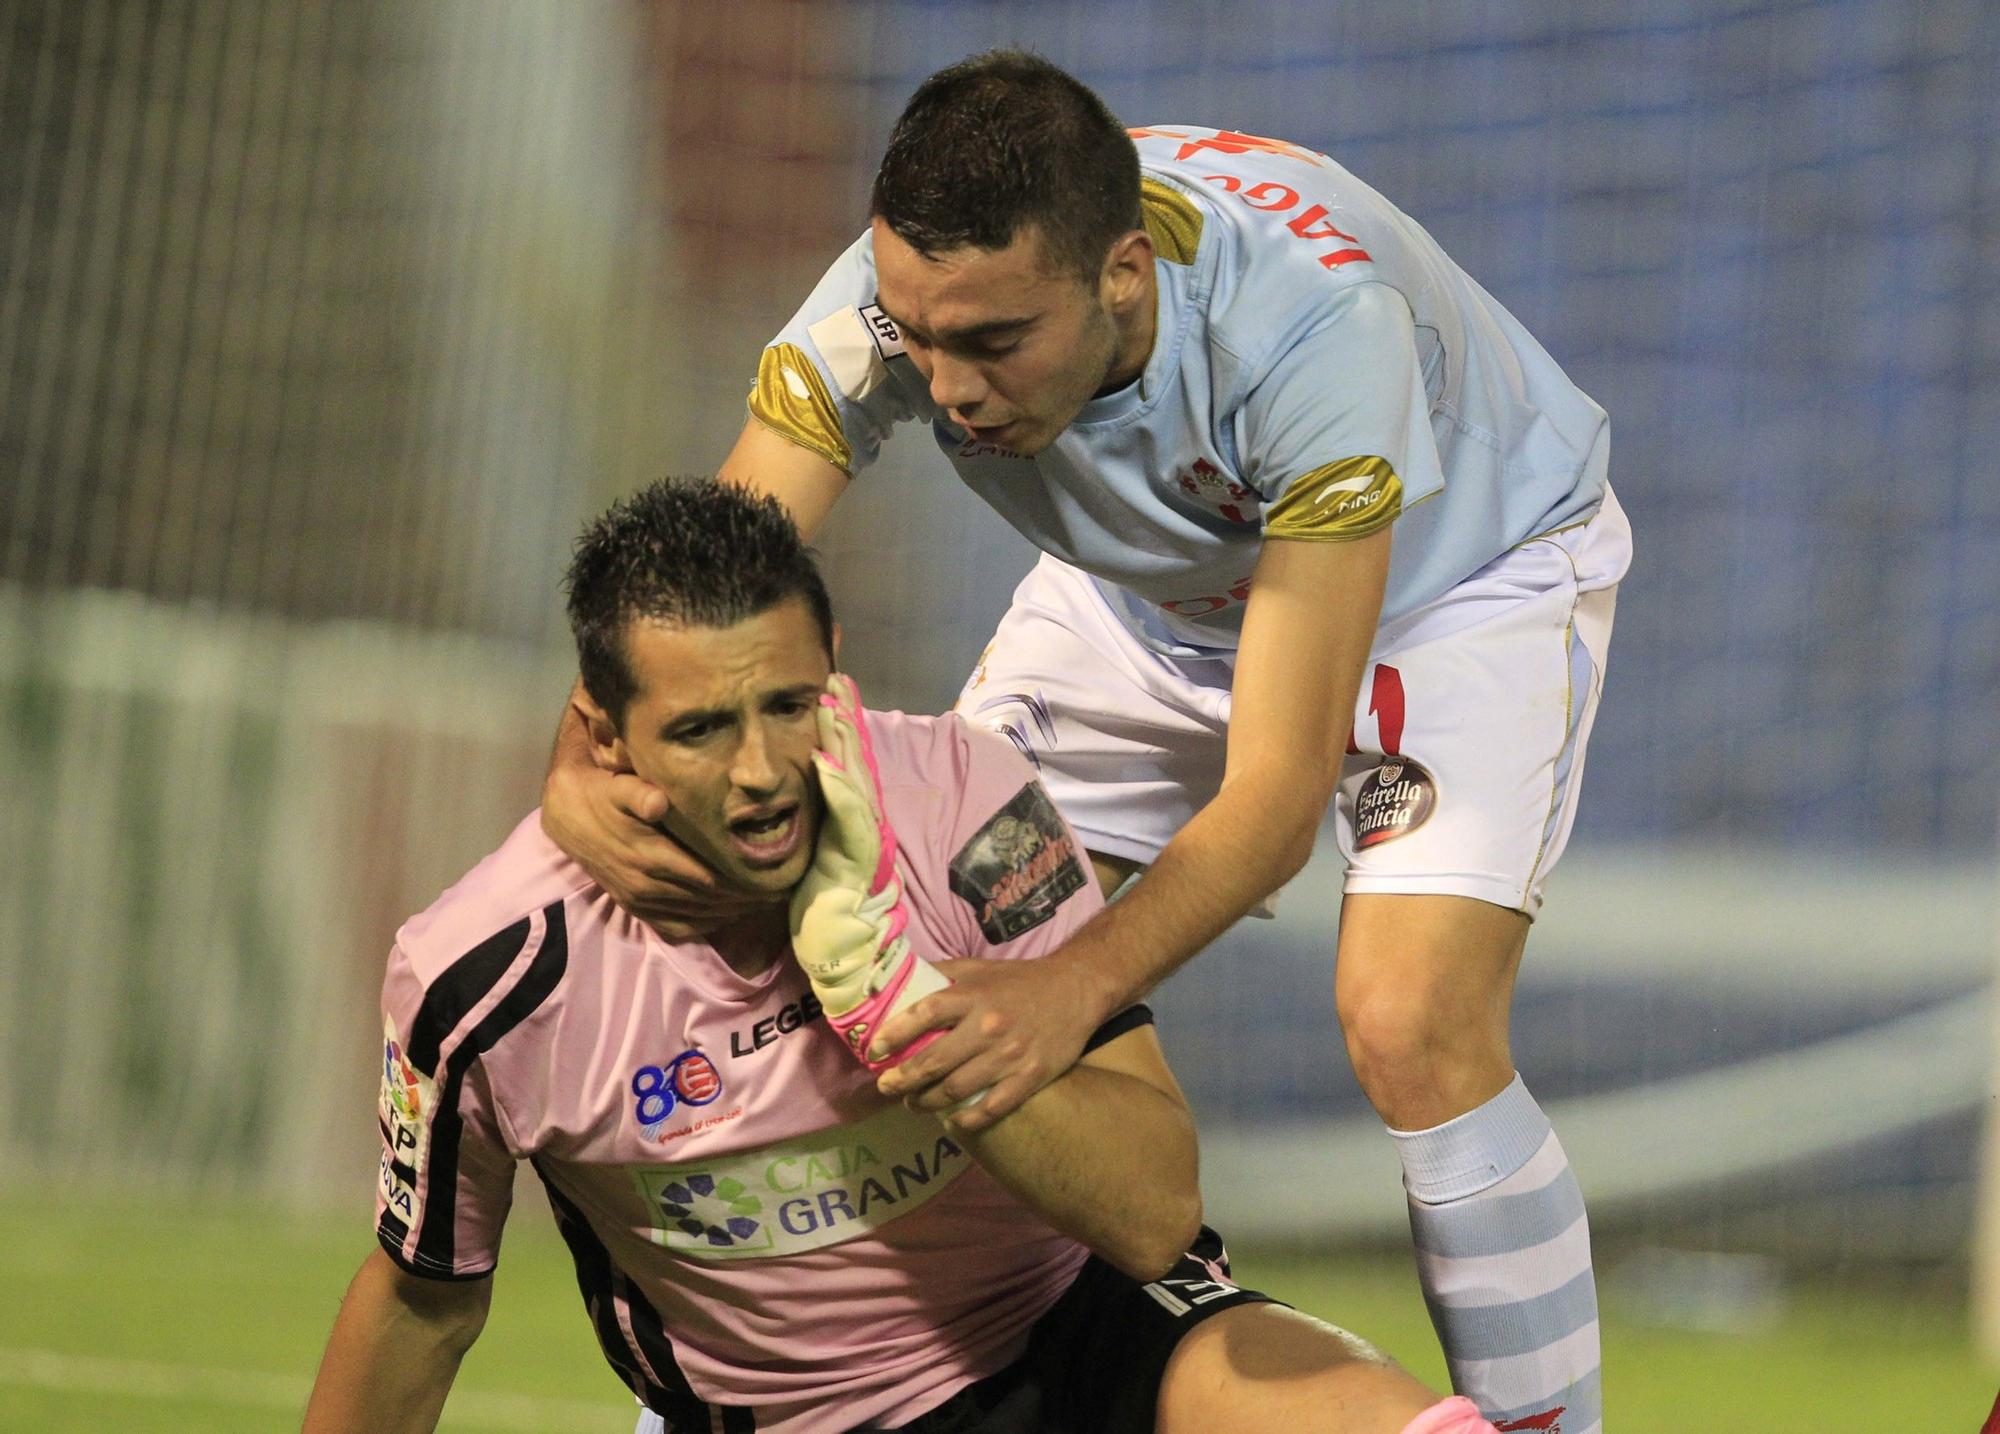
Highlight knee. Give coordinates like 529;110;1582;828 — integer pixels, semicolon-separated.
1336;982;1509;1130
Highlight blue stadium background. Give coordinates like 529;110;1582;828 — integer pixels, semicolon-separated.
789;0;2000;857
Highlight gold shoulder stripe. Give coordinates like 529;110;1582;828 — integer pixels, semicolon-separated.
747;343;853;475
1139;177;1202;265
1264;456;1404;541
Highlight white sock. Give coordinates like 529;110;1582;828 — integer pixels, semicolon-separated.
1391;1075;1602;1434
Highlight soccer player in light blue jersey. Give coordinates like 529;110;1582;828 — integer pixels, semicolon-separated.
544;52;1628;1434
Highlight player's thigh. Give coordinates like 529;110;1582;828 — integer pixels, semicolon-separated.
1333;891;1530;1045
1333;518;1622;920
1332;892;1531;1125
1155;1303;1436;1434
955;554;1230;870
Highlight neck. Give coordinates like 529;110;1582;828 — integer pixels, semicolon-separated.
681;906;790;981
1100;262;1158;393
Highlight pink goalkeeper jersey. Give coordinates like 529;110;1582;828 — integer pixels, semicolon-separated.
373;710;1104;1433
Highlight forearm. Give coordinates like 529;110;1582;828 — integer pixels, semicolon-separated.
955;1063;1200;1280
304;1251;487;1434
718;418;849;538
1046;532;1387;1021
1051;762;1331;1018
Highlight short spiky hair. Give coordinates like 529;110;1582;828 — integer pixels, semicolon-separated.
871;51;1140;282
566;478;833;727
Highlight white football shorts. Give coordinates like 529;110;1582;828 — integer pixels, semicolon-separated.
953;487;1631;917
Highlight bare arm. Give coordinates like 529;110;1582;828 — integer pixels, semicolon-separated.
539;419;850;925
717;415;852;538
876;527;1392;1124
953;1022;1200;1281
302;1248;491;1434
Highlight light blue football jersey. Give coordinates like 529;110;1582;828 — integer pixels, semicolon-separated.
750;125;1609;656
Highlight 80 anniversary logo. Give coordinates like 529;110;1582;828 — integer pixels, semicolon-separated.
632;1049;723;1141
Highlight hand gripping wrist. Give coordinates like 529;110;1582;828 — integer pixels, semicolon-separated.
789;675;948;1072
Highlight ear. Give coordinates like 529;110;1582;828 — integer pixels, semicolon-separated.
572;686;634;775
1099;228;1154;315
829;621;843;671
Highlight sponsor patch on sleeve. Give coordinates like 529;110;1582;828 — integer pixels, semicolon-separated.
1263;455;1403;541
805;305;901;405
948;782;1087;944
856;302;905;360
748;342;854;474
378;1016;439;1229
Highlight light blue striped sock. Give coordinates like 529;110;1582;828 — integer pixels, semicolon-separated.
1391;1075;1602;1434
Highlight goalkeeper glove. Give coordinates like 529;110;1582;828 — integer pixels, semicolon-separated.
789;674;948;1072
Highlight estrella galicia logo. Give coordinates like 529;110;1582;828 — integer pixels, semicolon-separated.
632;1049;723;1142
656;1172;766;1251
1353;756;1436;850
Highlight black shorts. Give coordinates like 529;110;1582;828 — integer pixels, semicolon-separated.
875;1227;1281;1434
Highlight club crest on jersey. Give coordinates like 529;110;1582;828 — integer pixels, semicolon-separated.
632;1049;723;1142
1174;458;1257;526
1354;756;1436;849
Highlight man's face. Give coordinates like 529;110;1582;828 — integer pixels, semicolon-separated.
605;597;833;899
870;217;1128;457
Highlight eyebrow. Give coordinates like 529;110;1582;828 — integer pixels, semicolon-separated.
875;303;1035;348
657;682;824;736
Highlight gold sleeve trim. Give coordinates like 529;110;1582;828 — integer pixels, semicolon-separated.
1263;456;1404;541
1139;178;1202;265
748;343;853;475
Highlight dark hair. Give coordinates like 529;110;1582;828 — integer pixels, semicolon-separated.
566;478;833;727
871;51;1140;282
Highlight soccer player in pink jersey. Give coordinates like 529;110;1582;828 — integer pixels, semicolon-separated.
304;479;1496;1434
541;54;1621;1434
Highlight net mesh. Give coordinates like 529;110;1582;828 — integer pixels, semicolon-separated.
1;1;1993;1292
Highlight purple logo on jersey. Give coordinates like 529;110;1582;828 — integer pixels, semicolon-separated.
971;690;1057;771
632;1049;723;1140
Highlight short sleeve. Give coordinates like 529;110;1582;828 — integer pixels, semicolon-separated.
375;943;518;1280
748;232;919;477
1239;281;1447;541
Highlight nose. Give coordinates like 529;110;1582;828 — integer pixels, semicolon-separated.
925;350;989;417
730;719;783;798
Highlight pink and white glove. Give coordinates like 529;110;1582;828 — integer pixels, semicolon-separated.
788;674;949;1072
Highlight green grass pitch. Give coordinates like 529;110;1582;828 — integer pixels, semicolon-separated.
0;1191;1988;1431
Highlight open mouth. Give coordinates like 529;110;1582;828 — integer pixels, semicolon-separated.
727;804;804;866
